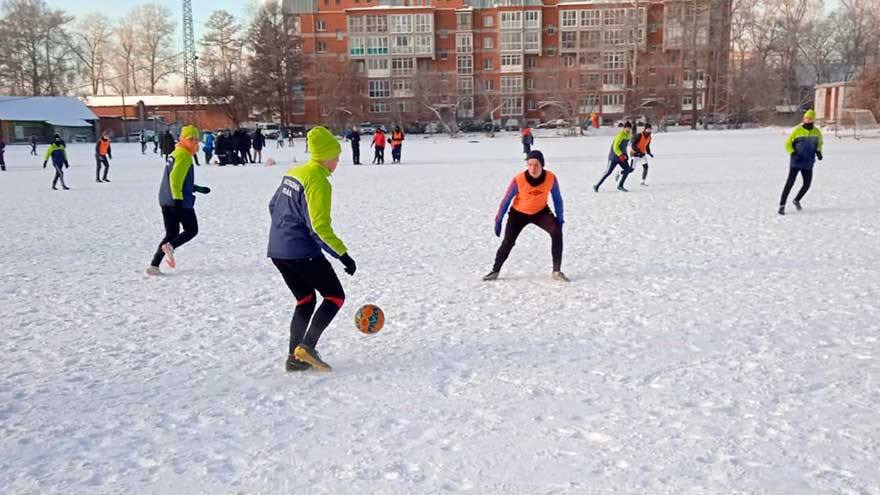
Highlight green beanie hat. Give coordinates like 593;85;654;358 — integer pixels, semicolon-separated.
181;125;200;140
803;109;816;121
307;126;341;161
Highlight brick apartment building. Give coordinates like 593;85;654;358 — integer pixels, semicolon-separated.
283;0;730;128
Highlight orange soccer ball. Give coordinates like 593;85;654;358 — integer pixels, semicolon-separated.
354;304;384;334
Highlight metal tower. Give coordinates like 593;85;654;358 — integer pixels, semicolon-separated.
182;0;199;125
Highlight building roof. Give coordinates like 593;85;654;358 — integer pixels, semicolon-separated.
0;96;98;124
83;95;210;107
815;80;856;89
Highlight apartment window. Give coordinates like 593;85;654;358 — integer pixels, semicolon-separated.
603;29;624;46
414;14;432;32
602;72;624;86
457;77;473;95
484;79;494;91
459;97;474;117
524;31;540;51
580;95;599;112
484;37;494;49
415;35;433;54
501;54;522;70
501;96;522;116
440;50;448;60
391;15;413;33
370;101;390;113
561;31;576;50
563;55;575;67
500;75;522;93
391;58;415;76
528;99;537;111
367;58;389;71
603;93;624;106
457;55;473;75
580;30;600;49
604;9;624;26
336;30;344;40
457;12;472;29
500;11;522;29
369;80;391;98
580;10;600;27
648;22;658;34
356;60;365;73
317;41;327;53
457;33;473;53
526;56;537;68
524;10;540;28
367;37;389;55
685;69;705;81
648;66;656;75
392;79;413;96
579;52;600;67
527;78;535;90
545;45;556;56
546;25;556;35
500;32;522;51
667;73;677;86
397;101;412;113
392;35;414;54
484;58;494;70
366;15;388;33
349;37;365;56
348;16;364;33
316;19;326;31
484;15;494;27
603;51;625;69
561;10;577;28
682;94;703;107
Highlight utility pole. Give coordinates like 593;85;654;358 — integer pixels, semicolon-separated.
182;0;199;127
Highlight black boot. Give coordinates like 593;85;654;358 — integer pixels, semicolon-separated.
285;353;311;372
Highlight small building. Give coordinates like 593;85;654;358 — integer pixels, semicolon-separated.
0;96;98;143
84;95;235;139
814;81;855;124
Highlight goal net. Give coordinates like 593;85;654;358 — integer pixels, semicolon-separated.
841;109;880;139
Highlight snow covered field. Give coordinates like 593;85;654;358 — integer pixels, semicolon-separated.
2;128;879;494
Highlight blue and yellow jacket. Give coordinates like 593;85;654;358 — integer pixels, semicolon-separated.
785;124;823;170
158;146;196;208
267;160;348;260
44;142;69;168
608;129;631;162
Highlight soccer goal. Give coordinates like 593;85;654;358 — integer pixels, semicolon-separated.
841;109;880;140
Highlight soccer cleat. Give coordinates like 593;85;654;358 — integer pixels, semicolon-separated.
103;178;111;183
285;353;311;372
552;271;570;282
592;184;599;193
793;200;802;211
145;265;162;276
162;243;176;269
482;271;499;281
617;186;628;192
641;181;647;186
96;178;101;183
52;186;57;190
62;186;70;190
293;345;332;372
778;205;785;215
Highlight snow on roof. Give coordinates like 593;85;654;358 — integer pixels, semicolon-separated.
84;95;210;107
0;96;98;122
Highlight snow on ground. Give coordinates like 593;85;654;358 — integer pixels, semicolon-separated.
1;129;879;494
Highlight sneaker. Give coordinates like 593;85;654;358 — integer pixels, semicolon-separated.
285;353;311;372
552;271;570;282
96;178;101;183
162;243;176;269
482;271;499;281
103;178;111;183
293;345;332;372
145;266;162;276
641;181;647;186
62;186;70;190
617;186;629;192
52;186;57;190
592;184;599;193
778;205;785;215
793;200;802;211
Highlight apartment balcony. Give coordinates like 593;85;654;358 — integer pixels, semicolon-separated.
392;89;415;98
602;83;625;91
500;65;523;74
603;104;624;114
683;80;706;89
368;68;391;78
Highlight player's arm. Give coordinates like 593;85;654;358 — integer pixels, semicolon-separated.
305;180;348;258
612;132;626;155
551;178;564;225
494;179;518;231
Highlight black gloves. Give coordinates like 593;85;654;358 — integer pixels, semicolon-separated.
340;253;357;276
42;161;47;169
648;152;654;158
194;185;211;194
816;151;823;161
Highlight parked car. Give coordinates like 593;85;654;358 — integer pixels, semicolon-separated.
256;122;281;139
457;119;482;133
358;122;377;134
537;118;570;129
424;122;442;134
482;120;501;132
678;115;694;126
664;114;680;127
287;125;307;137
72;134;90;143
503;118;520;131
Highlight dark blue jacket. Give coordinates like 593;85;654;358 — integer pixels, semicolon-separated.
347;130;360;146
158;148;196;208
785;124;824;170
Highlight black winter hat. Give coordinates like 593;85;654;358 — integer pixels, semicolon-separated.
526;150;545;167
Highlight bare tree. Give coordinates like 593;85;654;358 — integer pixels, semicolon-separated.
200;10;243;82
132;3;177;94
70;14;112;96
474;73;502;136
111;12;139;94
413;70;460;136
0;0;74;95
312;61;367;133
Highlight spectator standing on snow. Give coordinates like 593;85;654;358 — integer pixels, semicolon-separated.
95;132;112;183
779;109;824;215
29;134;37;156
146;125;211;276
267;126;356;372
252;128;266;163
371;127;386;164
346;126;361;165
203;130;215;164
0;134;6;171
483;150;567;282
160;130;175;161
139;130;147;154
43;134;70;190
521;126;534;154
391;126;405;164
594;121;634;192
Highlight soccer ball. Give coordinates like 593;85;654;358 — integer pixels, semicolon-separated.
266;158;276;166
355;304;384;334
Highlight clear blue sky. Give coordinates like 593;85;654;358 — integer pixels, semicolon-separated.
52;0;263;41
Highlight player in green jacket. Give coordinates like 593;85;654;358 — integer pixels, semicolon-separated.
779;109;824;215
43;134;70;190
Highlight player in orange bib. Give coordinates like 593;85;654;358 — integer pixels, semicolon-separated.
484;150;568;282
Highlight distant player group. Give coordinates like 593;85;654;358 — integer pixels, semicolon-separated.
0;108;823;372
